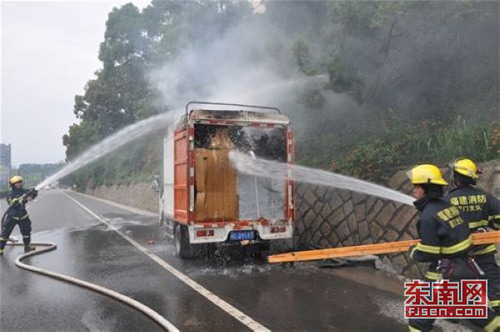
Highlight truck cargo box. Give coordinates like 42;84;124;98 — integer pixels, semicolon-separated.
159;102;295;258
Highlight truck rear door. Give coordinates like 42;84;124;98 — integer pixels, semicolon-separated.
174;128;189;223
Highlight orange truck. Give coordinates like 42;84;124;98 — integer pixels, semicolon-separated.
158;102;295;258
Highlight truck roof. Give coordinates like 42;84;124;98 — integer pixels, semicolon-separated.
189;109;291;126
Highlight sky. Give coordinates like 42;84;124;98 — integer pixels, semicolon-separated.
1;0;150;166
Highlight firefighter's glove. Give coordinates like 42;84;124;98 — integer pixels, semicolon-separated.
26;189;38;200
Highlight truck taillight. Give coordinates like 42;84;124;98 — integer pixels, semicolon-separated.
270;226;286;233
196;230;215;237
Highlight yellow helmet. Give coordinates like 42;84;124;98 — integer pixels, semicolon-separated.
452;158;480;180
407;164;448;186
9;175;23;185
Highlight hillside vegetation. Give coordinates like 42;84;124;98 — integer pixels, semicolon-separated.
63;1;499;188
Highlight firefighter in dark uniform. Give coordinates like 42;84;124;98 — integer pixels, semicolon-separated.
0;176;38;255
406;164;500;332
445;158;500;313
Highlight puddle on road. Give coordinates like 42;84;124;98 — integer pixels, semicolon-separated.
374;295;474;332
31;222;102;238
72;218;400;283
185;264;274;279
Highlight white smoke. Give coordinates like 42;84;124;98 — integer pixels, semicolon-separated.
146;11;330;116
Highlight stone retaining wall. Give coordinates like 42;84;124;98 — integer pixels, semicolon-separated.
294;171;425;278
85;182;159;213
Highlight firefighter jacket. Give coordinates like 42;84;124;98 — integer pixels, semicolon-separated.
445;185;500;256
410;197;472;262
5;188;29;220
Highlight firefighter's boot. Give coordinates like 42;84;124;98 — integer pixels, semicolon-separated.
0;249;4;255
24;245;36;253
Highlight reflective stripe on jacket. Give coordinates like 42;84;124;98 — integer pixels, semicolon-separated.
410;197;472;262
445;186;500;256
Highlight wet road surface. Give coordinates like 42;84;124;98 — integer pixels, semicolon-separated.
1;190;416;331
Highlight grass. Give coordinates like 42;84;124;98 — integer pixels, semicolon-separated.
409;116;497;164
327;115;498;182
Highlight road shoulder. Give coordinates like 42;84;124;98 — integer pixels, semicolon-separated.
69;190;158;217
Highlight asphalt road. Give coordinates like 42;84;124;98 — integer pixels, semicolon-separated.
0;190;418;331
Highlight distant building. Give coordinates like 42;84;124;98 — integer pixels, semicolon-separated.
0;144;12;188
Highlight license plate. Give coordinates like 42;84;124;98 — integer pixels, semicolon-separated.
229;231;254;241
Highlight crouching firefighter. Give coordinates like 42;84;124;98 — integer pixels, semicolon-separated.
406;164;500;332
446;158;500;313
0;176;38;255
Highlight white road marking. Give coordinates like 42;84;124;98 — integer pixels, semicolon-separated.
64;192;270;332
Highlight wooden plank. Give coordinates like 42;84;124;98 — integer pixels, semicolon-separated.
268;231;500;264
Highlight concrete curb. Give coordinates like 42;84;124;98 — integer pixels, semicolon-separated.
69;190;158;218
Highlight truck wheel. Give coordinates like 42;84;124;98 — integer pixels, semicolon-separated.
174;224;194;259
256;241;270;261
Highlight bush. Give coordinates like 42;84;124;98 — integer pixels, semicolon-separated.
490;127;500;156
330;139;402;181
323;116;498;182
65;133;163;190
0;188;9;199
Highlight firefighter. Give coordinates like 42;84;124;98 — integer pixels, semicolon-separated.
406;164;500;332
445;158;500;313
0;176;38;255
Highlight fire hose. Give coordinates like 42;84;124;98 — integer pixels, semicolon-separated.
5;240;178;331
2;195;178;331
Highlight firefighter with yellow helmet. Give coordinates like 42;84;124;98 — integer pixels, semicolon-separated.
445;158;500;313
0;176;38;255
406;164;500;331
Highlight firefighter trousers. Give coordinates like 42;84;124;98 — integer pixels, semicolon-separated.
476;253;500;312
408;265;498;331
0;215;31;249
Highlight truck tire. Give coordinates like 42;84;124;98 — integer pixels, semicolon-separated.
174;224;194;259
256;241;271;261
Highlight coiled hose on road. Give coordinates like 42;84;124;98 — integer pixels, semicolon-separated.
2;196;177;331
6;241;178;331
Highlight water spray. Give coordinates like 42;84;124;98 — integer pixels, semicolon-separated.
36;110;182;191
229;151;415;206
248;151;261;218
